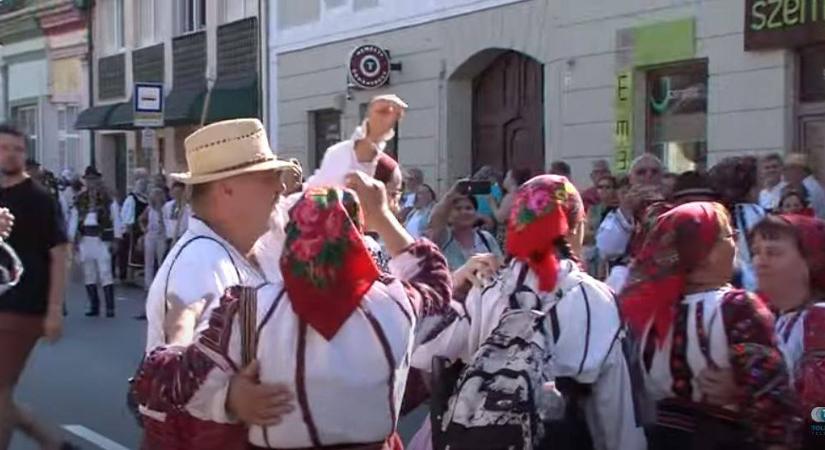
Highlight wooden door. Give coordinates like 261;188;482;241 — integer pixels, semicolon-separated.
472;52;544;174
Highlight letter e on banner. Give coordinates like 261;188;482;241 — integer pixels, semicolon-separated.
614;71;633;172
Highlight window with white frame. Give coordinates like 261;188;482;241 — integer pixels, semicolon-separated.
57;105;81;171
177;0;207;34
100;0;125;53
222;0;254;23
12;105;37;159
137;0;164;46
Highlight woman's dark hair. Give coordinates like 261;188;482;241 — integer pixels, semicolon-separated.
615;174;630;190
597;174;618;188
748;215;803;255
419;184;436;202
553;236;580;264
780;188;809;209
708;156;759;206
453;194;478;210
510;168;533;187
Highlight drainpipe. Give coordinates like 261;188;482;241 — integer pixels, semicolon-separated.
86;0;96;167
259;0;268;125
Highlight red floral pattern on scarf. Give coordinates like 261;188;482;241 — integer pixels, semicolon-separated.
280;188;380;340
506;175;583;292
620;202;730;345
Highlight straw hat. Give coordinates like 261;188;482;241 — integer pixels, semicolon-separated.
784;152;811;169
171;118;293;185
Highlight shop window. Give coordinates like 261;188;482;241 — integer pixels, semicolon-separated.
312;109;342;169
359;102;398;161
646;61;708;173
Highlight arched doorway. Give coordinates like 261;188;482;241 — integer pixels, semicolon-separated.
472;51;544;174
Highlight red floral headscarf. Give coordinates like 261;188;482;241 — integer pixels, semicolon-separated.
620;202;730;345
280;187;380;340
506;175;584;293
779;214;825;294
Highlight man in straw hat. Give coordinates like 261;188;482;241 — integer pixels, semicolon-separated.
784;152;825;219
68;166;122;317
138;118;296;437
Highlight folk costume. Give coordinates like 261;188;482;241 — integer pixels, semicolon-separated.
119;179;149;280
413;175;647;450
134;187;451;449
620;202;800;450
68;167;122;317
769;215;825;449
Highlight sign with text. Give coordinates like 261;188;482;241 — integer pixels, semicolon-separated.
348;45;391;90
133;83;164;127
745;0;825;50
614;71;633;172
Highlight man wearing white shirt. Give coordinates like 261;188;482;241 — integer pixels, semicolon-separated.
161;181;190;249
758;153;784;212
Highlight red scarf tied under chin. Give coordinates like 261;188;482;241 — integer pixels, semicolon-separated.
619;202;729;346
506;175;584;293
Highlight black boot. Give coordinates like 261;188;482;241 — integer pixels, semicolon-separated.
103;284;115;318
85;285;100;317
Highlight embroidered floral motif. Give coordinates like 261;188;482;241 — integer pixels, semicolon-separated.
284;188;366;289
510;178;581;232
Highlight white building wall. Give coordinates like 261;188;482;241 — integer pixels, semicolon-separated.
7;57;47;102
271;0;797;187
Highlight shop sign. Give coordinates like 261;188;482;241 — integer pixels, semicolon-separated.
614;71;633;173
348;44;392;90
133;82;164;128
745;0;825;50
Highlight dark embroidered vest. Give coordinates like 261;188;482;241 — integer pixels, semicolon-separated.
76;190;115;241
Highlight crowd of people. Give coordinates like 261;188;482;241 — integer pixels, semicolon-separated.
0;90;824;450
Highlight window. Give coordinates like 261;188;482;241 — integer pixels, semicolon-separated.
222;0;254;23
312;109;342;169
177;0;206;34
58;105;81;171
100;0;125;53
12;105;37;159
646;61;708;173
137;0;164;46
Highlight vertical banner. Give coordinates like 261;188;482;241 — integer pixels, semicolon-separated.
614;71;633;172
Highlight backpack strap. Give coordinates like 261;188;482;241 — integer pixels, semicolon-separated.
508;263;540;311
476;229;493;253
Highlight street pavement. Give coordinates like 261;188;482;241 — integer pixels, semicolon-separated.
10;278;427;450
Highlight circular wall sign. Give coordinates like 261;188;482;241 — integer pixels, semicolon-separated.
348;45;391;90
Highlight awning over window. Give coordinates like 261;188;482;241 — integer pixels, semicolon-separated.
204;75;259;123
164;87;206;126
106;102;135;129
74;104;116;130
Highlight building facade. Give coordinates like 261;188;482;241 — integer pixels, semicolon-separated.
76;0;262;199
269;0;824;190
0;0;91;176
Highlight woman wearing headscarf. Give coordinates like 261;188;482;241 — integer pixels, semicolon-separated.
414;175;647;450
132;174;452;450
750;214;825;450
620;202;799;450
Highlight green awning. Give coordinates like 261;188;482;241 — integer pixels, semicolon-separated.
74;104;116;130
165;87;206;125
205;76;259;123
107;101;135;129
